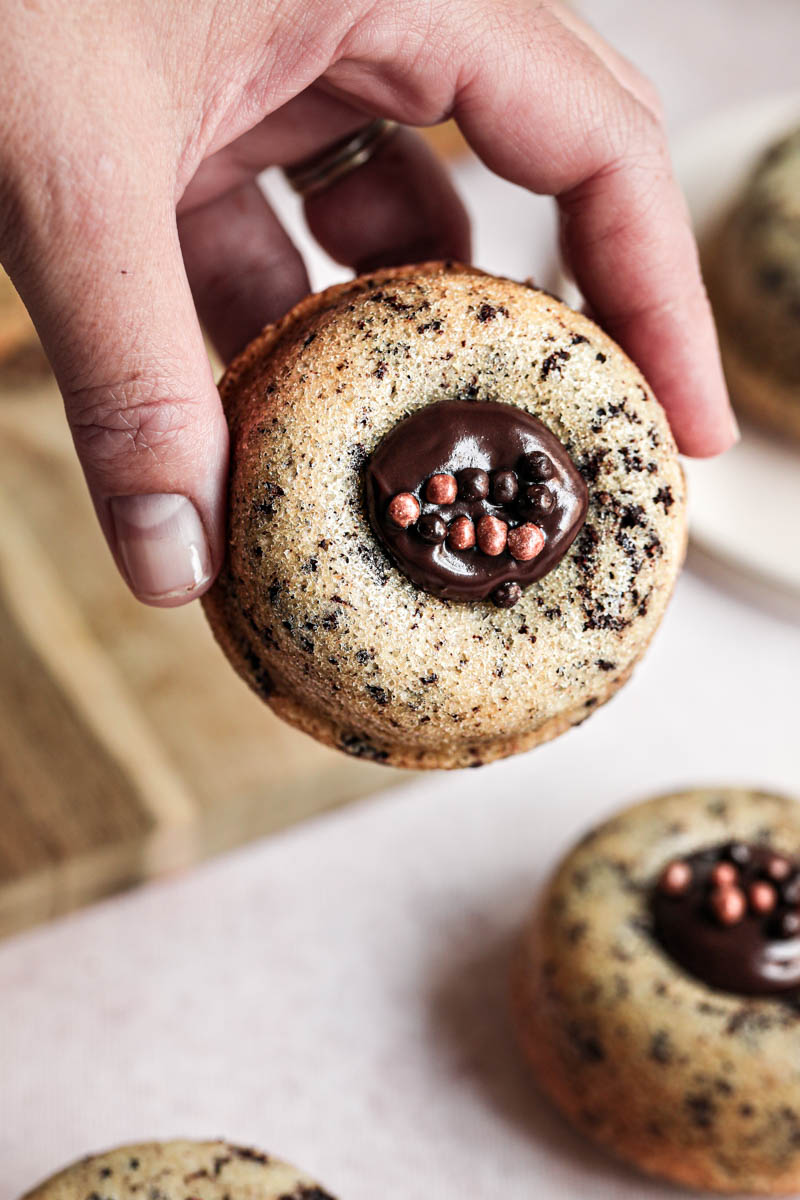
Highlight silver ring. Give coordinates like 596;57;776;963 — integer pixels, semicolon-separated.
284;119;399;197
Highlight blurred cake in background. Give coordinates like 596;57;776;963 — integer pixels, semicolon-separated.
704;124;800;439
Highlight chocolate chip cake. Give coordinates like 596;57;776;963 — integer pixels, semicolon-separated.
512;787;800;1194
22;1140;336;1200
704;124;800;439
203;263;686;769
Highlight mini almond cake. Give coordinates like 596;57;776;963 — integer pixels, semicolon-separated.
204;263;686;768
704;124;800;439
512;788;800;1194
22;1140;336;1200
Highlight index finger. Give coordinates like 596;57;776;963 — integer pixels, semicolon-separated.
455;7;736;457
333;0;737;456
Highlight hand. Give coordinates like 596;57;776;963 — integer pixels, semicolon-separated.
0;0;736;607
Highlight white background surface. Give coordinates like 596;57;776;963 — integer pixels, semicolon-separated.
3;2;800;1198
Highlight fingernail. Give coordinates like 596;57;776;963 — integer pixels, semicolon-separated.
110;493;212;605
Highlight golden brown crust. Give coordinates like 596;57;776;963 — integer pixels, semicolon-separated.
205;577;638;768
204;263;686;769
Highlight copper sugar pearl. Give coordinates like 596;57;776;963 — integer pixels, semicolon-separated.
448;516;476;551
508;524;546;561
425;473;458;505
386;492;420;528
476;515;508;556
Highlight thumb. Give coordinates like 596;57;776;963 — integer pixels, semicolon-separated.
4;187;228;607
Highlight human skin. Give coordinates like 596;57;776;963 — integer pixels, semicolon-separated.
0;0;737;607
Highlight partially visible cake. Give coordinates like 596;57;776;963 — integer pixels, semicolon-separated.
704;124;800;439
21;1140;337;1200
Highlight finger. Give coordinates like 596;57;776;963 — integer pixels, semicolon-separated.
327;0;737;456
176;84;374;214
558;161;732;457
179;178;310;362
302;126;470;273
545;0;663;120
4;186;227;607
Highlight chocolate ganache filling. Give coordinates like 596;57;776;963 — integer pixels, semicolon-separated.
652;842;800;995
365;400;588;605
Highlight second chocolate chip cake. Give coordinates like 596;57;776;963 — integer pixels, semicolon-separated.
204;263;686;768
512;788;800;1194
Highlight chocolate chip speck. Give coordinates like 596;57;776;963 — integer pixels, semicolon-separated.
286;1189;338;1200
540;349;570;379
685;1092;716;1129
348;443;367;472
228;1146;271;1165
476;302;508;322
650;1030;673;1064
340;734;389;761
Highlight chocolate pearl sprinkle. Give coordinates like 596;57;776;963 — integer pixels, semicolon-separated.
782;875;800;906
425;473;457;505
387;492;420;528
448;516;475;551
493;581;522;608
710;885;746;926
659;860;691;896
522;484;556;519
766;855;792;882
520;450;554;482
457;467;490;502
417;513;448;544
491;469;519;505
476;514;508;556
726;842;752;866
774;910;800;940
